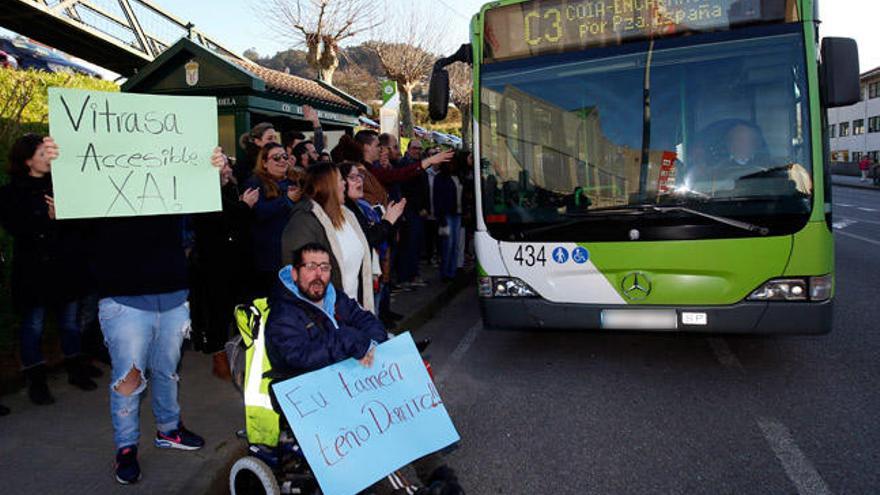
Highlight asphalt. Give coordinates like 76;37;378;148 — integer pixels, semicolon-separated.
419;184;880;494
0;262;471;495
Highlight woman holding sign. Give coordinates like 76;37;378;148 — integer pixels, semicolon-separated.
244;142;302;298
0;134;100;406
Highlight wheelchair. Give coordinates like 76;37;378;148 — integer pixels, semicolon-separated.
225;301;457;495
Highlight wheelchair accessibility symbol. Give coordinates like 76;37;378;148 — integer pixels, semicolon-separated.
552;247;569;264
572;247;590;264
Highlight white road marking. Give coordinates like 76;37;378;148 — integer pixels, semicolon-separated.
833;203;853;208
757;417;833;495
835;230;880;247
436;321;481;385
857;207;877;212
832;219;856;230
837;216;880;226
708;338;743;370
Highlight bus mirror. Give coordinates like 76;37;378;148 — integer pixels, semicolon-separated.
429;68;450;121
820;37;860;108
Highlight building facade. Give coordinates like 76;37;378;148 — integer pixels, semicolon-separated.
827;66;880;163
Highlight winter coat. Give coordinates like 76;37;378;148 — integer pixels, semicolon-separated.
433;172;461;222
0;175;85;308
265;267;387;376
244;175;295;273
281;200;375;313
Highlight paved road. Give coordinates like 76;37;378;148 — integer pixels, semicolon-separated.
419;185;880;494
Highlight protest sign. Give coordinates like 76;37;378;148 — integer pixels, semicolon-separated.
47;88;221;219
272;332;460;495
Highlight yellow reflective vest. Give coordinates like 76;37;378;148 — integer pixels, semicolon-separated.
235;298;280;447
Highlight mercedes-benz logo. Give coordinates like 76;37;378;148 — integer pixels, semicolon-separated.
620;272;652;301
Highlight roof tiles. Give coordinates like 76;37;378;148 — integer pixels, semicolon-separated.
233;58;358;111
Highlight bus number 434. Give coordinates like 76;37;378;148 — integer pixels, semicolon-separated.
514;245;546;267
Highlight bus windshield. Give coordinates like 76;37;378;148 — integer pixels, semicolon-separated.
479;25;813;241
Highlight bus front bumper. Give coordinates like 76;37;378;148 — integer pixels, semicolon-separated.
480;298;832;334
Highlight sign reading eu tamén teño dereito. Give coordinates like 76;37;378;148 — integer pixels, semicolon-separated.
48;88;221;219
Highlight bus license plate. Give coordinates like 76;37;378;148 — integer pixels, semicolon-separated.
601;310;678;330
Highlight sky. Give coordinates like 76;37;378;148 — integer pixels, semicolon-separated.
152;0;880;70
1;1;879;73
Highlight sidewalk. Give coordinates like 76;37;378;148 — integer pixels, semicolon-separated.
832;174;880;191
0;262;472;495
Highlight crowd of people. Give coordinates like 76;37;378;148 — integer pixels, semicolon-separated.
0;107;475;486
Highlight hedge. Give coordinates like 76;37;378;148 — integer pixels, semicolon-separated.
0;68;118;181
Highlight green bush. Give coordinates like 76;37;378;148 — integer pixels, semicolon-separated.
0;69;118;181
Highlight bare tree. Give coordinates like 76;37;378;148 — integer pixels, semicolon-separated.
448;62;473;149
258;0;383;84
366;9;441;138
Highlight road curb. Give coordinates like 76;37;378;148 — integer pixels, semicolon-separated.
398;271;475;334
832;180;880;191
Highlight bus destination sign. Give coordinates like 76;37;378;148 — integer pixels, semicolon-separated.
483;0;794;62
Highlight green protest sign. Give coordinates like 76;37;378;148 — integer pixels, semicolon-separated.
48;88;221;219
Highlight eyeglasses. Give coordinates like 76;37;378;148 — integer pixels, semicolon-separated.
298;262;332;273
347;173;365;182
269;153;289;162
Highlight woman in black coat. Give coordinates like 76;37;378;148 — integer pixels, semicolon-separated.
0;134;97;405
189;155;257;355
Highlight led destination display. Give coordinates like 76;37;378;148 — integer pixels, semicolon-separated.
484;0;797;62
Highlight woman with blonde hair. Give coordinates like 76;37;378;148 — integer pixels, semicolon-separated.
281;162;375;313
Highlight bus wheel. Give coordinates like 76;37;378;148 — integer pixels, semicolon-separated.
230;456;280;495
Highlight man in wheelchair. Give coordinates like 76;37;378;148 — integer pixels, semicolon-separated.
232;242;462;494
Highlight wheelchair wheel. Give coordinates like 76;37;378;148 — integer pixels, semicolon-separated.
230;456;280;495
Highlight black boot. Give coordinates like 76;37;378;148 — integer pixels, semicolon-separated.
65;357;98;391
78;356;104;378
0;403;9;416
24;365;55;405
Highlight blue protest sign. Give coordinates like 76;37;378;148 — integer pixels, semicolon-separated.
272;332;460;495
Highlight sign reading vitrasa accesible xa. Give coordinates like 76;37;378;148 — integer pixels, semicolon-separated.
48;88;221;219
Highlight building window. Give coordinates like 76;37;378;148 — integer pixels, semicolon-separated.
853;151;863;162
869;151;880;163
870;117;880;133
829;124;836;138
870;81;880;99
840;122;850;136
854;119;865;135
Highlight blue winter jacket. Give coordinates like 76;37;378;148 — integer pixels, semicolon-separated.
243;175;296;273
265;266;388;376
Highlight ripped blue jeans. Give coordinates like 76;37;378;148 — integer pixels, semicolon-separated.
99;297;190;449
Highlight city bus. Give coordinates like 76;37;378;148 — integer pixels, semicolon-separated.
429;0;859;333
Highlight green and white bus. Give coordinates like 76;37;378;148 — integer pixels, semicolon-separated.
429;0;859;333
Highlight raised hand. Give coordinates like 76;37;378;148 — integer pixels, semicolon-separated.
240;187;259;208
382;198;407;225
210;147;225;169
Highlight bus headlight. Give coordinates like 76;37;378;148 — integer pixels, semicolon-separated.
809;274;833;301
748;276;832;302
478;276;537;298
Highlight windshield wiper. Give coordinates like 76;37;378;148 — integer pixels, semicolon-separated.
516;203;769;239
651;205;769;235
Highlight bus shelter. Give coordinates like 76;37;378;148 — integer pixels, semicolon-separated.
121;37;367;163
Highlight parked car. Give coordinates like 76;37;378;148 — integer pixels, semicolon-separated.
413;126;430;138
430;131;462;148
0;49;18;69
0;37;100;77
